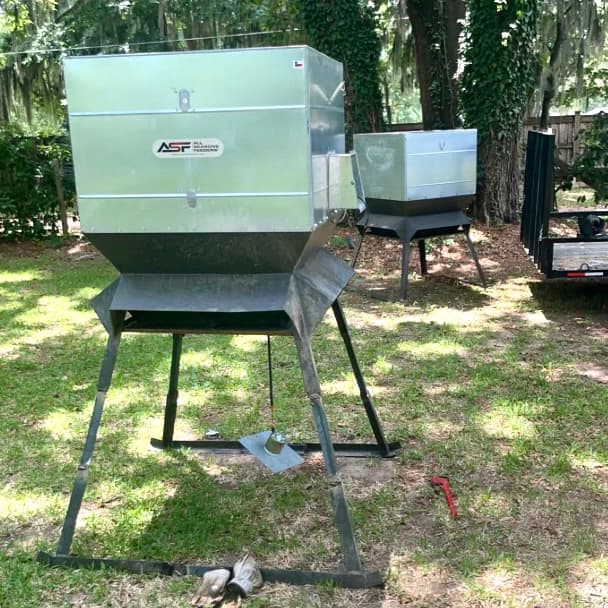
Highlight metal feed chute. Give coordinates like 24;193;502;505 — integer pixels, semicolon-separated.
38;46;399;589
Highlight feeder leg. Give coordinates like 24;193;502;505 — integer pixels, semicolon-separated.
56;331;122;556
331;300;392;457
350;227;366;269
463;227;487;288
294;334;363;572
161;333;184;447
400;241;411;300
418;239;428;275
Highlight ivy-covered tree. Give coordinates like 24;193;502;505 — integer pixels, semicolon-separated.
298;0;384;142
461;0;539;224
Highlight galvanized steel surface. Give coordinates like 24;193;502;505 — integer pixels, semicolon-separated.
354;129;477;202
64;46;351;235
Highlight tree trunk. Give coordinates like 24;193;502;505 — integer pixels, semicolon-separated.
473;133;522;224
406;0;464;129
0;72;9;122
52;159;69;237
539;6;565;130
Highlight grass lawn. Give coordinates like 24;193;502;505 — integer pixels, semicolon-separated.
0;227;607;607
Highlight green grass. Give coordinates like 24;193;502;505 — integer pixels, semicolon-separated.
0;237;607;607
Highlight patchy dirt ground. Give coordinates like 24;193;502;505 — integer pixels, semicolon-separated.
331;221;537;284
1;223;607;608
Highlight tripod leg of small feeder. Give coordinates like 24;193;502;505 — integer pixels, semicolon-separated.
463;227;488;288
350;227;366;269
400;241;411;300
56;331;122;556
418;239;428;275
161;333;184;447
331;300;392;457
294;334;362;572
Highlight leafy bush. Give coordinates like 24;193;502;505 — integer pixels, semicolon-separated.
0;124;74;240
560;112;608;204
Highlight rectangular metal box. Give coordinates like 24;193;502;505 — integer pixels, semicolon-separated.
64;46;349;236
354;130;477;202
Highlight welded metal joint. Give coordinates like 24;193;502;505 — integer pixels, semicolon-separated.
307;393;322;407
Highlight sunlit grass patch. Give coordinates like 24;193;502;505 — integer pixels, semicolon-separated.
0;492;64;526
1;237;607;607
476;405;537;440
397;338;469;357
0;269;45;284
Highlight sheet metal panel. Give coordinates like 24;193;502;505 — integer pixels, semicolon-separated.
308;48;345;222
64;46;346;234
354;130;477;202
64;47;309;113
354;133;405;201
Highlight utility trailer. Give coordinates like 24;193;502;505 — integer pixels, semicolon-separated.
521;130;608;279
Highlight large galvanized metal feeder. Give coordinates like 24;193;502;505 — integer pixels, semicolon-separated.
38;46;399;588
353;130;487;299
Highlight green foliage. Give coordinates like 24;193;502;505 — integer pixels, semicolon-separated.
0;123;74;239
560;112;608;202
298;0;384;141
460;0;539;223
556;59;608;112
461;0;539;144
0;0;304;125
536;0;608;115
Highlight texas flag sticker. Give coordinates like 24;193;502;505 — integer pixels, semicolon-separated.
293;59;304;69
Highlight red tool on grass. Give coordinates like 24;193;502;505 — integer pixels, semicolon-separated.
430;476;459;519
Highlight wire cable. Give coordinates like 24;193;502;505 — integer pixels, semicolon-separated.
0;28;301;59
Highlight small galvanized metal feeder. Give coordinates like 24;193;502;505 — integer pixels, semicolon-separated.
353;130;487;300
38;46;399;589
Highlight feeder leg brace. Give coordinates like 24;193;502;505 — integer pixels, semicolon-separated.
332;300;392;457
418;240;428;275
55;331;122;556
350;222;368;270
294;332;363;573
153;308;399;459
161;333;184;447
463;227;487;288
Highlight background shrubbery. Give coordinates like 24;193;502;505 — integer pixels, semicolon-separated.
0;124;75;240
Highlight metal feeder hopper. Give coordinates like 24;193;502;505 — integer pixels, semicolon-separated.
353;130;487;299
38;46;399;588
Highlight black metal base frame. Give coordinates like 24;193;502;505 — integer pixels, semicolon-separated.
37;551;383;588
39;299;399;589
353;210;487;301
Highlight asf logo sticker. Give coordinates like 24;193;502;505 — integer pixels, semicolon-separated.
153;138;224;158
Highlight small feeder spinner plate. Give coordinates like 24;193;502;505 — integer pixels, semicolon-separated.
239;430;304;473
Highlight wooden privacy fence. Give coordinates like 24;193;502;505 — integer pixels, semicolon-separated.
388;111;596;165
523;112;595;165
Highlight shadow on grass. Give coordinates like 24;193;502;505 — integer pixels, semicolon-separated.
529;279;608;320
349;274;491;310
